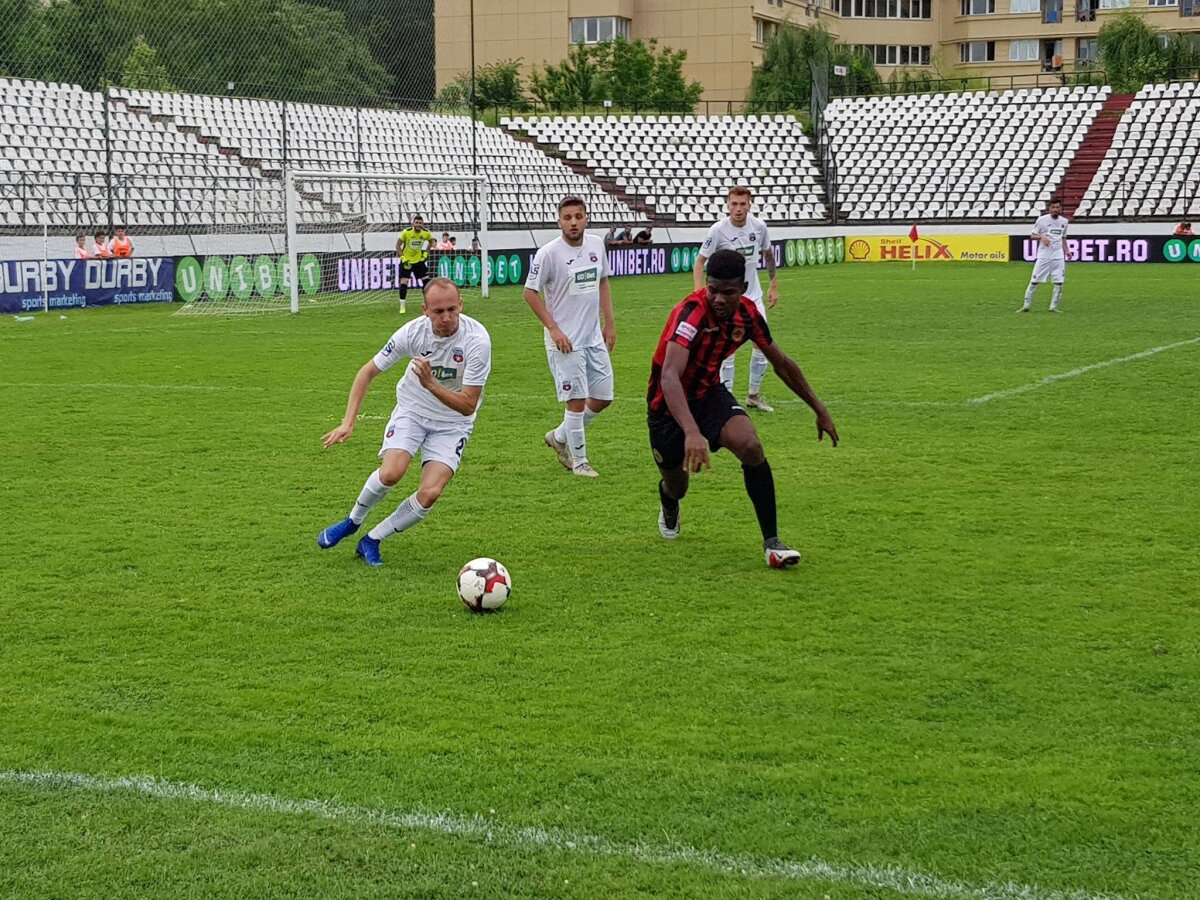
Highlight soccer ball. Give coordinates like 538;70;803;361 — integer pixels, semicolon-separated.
457;557;512;612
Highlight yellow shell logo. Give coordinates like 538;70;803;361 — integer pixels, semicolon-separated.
849;240;871;261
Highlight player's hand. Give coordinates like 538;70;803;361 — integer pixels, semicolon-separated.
815;405;839;447
412;357;436;388
603;324;617;352
321;423;354;449
767;281;779;309
683;431;711;474
550;327;573;353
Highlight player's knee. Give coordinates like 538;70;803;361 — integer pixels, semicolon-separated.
661;469;689;500
587;398;612;413
731;438;765;466
378;467;405;487
416;483;445;507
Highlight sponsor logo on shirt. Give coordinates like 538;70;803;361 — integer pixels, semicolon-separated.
739;245;755;258
530;263;540;277
675;321;698;341
384;340;396;355
431;365;458;382
573;268;599;288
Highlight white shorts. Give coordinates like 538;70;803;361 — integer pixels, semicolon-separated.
1030;258;1066;284
379;411;474;473
544;338;615;402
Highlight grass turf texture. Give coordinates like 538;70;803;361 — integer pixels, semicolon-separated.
1;262;1197;898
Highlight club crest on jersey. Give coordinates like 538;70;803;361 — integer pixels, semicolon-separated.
731;326;745;342
452;347;464;363
386;424;395;438
561;381;572;392
588;253;598;262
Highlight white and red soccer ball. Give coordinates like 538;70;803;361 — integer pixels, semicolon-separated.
457;557;512;612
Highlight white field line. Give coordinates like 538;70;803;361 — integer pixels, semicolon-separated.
0;769;1129;900
967;337;1200;406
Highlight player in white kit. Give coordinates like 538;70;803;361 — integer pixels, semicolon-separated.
1020;198;1074;313
524;196;617;478
694;186;779;412
316;278;492;567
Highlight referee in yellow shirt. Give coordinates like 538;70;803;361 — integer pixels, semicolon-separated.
395;214;434;312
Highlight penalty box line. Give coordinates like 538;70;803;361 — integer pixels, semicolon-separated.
0;769;1128;900
967;336;1200;406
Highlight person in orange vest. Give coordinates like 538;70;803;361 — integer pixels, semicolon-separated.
92;231;112;258
110;225;134;258
74;234;91;259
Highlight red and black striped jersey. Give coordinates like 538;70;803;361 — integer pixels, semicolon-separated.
647;288;773;414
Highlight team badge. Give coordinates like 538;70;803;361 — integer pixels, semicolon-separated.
589;253;598;262
386;424;395;438
452;346;464;363
562;381;572;392
731;326;745;342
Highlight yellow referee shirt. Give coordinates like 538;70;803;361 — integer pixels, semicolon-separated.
398;228;434;265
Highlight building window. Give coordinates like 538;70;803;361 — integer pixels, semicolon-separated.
1184;0;1198;15
1148;0;1177;6
1010;0;1040;11
1097;0;1130;7
854;44;932;64
1010;38;1039;59
839;0;931;16
569;16;631;44
960;40;997;60
755;18;780;43
1077;37;1099;60
960;0;996;14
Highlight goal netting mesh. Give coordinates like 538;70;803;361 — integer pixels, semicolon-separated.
174;171;489;315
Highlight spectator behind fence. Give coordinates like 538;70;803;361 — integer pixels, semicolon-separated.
92;231;112;258
74;234;91;259
633;225;654;245
614;224;632;245
1174;221;1194;237
604;226;619;247
438;232;454;251
470;237;481;252
110;226;133;258
449;237;458;251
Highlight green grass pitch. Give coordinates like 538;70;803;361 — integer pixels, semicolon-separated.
1;262;1198;898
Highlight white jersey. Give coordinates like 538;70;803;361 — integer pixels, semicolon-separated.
1032;214;1069;260
701;215;771;302
524;234;610;349
372;314;492;424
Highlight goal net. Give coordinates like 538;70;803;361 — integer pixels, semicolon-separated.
175;171;490;315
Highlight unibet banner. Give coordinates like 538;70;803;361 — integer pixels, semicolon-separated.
1009;234;1200;264
175;254;320;303
846;234;1009;263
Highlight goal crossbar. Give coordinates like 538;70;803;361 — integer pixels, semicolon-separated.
285;170;491;313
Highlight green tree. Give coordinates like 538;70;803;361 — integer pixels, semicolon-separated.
120;35;174;91
528;38;702;113
528;44;605;109
647;43;703;112
0;0;47;77
748;22;811;110
1098;12;1166;90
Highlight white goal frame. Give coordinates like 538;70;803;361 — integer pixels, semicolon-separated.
285;169;491;313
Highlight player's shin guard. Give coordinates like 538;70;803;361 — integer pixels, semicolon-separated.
1023;283;1037;307
368;491;430;540
720;354;736;393
565;410;587;463
350;469;392;525
742;460;778;542
749;348;769;395
1051;284;1062;309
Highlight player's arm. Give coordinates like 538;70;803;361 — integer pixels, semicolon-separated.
760;342;839;446
322;360;383;448
660;342;710;473
522;287;572;352
599;275;616;351
411;359;484;416
692;253;707;291
764;239;779;308
395;232;405;256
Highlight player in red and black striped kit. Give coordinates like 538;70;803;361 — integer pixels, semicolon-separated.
647;249;839;568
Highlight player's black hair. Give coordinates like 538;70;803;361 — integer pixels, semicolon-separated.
707;249;746;282
1048;197;1063;206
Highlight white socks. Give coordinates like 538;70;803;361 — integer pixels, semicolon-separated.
350;470;391;524
368;491;430;541
553;408;600;463
1051;285;1062;309
749;348;768;395
720;355;735;393
1023;283;1037;307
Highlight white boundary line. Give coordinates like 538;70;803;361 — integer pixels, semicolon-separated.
967;337;1200;406
0;769;1129;900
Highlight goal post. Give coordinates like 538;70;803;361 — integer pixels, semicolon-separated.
286;170;490;314
175;170;490;315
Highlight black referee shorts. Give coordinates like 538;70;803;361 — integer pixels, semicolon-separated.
647;385;748;470
400;260;429;282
